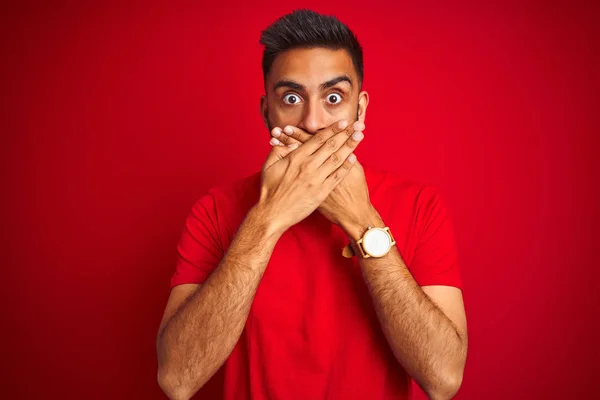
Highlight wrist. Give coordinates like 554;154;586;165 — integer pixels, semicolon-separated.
247;203;287;241
342;205;384;242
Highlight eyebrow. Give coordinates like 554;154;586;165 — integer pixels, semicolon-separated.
273;75;353;92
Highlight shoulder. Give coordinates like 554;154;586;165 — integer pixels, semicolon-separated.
363;164;437;205
363;164;451;227
206;170;261;202
188;170;261;228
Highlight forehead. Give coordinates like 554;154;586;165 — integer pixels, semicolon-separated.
267;47;357;89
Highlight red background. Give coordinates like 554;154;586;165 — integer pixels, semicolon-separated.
2;1;599;399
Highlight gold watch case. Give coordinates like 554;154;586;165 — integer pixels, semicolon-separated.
356;226;396;258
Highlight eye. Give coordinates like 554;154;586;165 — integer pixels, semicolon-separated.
283;93;302;105
326;93;343;105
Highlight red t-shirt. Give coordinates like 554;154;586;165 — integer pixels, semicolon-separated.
171;164;462;399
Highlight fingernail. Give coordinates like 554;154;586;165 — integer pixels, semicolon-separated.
338;120;348;129
352;131;364;141
348;154;357;163
270;138;280;146
272;127;281;137
283;126;294;135
288;143;299;149
353;121;365;131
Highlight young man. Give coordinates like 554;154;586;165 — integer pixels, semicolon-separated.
157;9;467;400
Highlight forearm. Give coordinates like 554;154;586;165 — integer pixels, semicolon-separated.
344;211;466;400
157;205;281;399
361;249;465;399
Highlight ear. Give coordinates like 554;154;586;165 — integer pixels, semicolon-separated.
357;91;369;123
260;95;269;129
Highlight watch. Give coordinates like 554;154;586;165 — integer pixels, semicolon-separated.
342;226;396;259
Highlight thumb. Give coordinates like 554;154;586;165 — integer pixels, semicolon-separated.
262;143;300;171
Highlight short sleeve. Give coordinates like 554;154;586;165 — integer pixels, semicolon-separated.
409;186;463;290
170;193;224;288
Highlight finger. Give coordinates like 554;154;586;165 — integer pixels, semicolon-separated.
280;125;312;144
324;152;358;189
317;122;364;180
353;158;364;170
263;141;300;171
295;119;351;156
271;127;302;147
313;120;365;168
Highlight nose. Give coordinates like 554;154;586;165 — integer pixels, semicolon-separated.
297;98;328;135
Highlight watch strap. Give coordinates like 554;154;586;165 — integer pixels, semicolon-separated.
342;244;355;258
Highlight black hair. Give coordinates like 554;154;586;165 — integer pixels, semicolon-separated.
259;9;364;88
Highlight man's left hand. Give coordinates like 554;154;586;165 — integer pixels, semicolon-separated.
270;122;382;238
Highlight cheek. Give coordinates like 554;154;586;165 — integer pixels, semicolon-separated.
269;105;303;127
333;102;354;114
325;103;356;121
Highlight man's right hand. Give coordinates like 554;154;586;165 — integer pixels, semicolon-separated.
257;119;364;234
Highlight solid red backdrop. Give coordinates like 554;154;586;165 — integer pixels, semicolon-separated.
2;1;599;399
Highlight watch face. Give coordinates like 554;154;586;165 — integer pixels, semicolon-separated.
363;228;391;257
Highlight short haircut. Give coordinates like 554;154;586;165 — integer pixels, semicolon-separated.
259;9;364;88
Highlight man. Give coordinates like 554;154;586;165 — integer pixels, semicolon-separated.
156;9;467;400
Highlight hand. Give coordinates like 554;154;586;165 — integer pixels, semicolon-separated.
269;121;376;233
258;119;364;234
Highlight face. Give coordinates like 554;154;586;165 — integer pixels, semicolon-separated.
261;47;369;135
